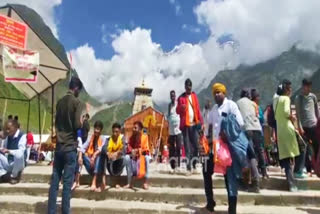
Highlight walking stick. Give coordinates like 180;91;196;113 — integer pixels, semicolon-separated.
154;115;165;162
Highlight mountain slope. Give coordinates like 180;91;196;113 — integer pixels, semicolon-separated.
198;47;320;108
293;68;320;99
91;102;132;135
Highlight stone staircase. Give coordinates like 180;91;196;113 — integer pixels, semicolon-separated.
0;164;320;214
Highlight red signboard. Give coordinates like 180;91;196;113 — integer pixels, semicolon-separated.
0;14;28;50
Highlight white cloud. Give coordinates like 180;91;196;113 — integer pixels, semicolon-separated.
169;0;182;16
182;24;201;33
71;28;236;104
195;0;320;65
101;23;131;45
101;24;108;44
2;0;62;38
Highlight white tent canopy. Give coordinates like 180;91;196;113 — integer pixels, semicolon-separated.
0;4;69;99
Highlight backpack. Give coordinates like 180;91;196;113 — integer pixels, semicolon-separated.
266;104;276;128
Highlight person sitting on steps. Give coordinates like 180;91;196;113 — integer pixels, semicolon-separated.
100;122;127;189
0;119;27;184
78;120;106;192
124;121;151;190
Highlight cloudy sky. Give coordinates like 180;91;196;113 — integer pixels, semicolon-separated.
3;0;320;104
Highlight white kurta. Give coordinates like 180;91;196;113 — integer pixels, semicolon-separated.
0;130;26;178
208;98;244;140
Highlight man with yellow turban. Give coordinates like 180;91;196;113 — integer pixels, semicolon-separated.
212;83;227;95
201;82;244;214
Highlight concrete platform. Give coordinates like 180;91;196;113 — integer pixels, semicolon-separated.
2;164;320;214
1;183;320;206
1;195;320;214
21;165;320;191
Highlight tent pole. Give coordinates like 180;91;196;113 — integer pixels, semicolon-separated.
27;100;31;132
2;99;7;125
38;95;42;150
51;85;55;137
155;116;165;161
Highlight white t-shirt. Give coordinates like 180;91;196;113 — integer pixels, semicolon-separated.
202;108;210;136
168;101;182;135
188;95;195;125
208;98;244;139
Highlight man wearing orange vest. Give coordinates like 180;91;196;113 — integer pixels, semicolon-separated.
177;79;203;175
124;121;151;190
78;120;106;192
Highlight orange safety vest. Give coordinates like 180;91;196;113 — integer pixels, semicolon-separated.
86;135;103;157
185;93;200;127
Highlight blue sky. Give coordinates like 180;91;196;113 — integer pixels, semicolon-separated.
56;0;209;59
4;0;318;103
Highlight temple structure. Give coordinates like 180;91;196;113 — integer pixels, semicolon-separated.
125;80;168;157
132;79;153;115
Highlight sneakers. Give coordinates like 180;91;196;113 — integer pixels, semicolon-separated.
169;169;175;174
0;173;11;183
192;168;201;175
294;172;308;179
9;177;20;185
289;186;298;192
185;171;192;176
248;179;260;193
238;179;249;192
198;205;215;214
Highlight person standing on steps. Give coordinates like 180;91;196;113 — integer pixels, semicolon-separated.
176;78;203;175
167;90;182;173
237;89;265;192
203;83;246;214
275;79;301;192
26;131;34;164
295;79;319;177
251;89;269;178
48;76;84;214
202;99;212;139
81;114;90;143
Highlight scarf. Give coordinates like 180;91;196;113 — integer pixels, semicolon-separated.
86;135;103;157
107;136;123;153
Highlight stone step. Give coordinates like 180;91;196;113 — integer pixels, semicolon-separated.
21;166;320;191
1;183;320;206
1;195;320;214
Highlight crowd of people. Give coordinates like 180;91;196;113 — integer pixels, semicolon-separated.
0;76;319;214
165;78;320;214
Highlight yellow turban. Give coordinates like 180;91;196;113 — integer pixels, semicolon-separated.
212;83;227;95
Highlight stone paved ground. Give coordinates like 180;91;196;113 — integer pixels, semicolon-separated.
0;163;319;214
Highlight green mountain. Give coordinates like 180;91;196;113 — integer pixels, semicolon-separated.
293;67;320;99
308;69;320;98
198;47;320;109
0;75;51;133
91;102;132;135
